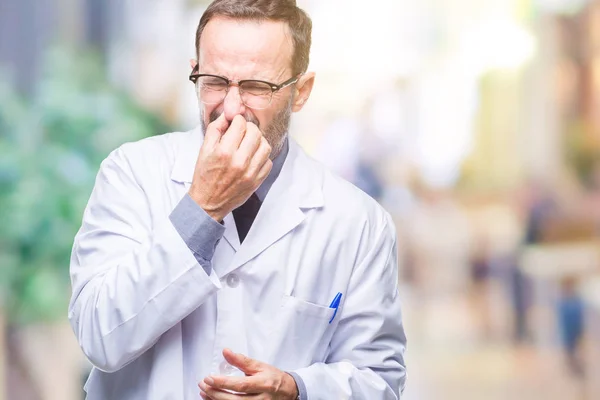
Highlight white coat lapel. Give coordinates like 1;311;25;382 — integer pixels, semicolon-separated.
224;139;324;274
170;128;324;275
222;213;240;251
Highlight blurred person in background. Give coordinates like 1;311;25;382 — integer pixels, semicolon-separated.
353;157;385;202
511;179;558;343
522;180;557;246
582;159;600;230
557;276;585;377
67;0;407;399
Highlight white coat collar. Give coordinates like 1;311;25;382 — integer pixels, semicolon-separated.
170;126;324;209
170;126;324;271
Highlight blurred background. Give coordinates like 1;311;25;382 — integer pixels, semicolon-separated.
2;0;600;399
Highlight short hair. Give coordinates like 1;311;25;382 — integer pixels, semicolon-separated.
195;0;312;75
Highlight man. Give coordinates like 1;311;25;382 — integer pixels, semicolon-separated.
68;0;407;399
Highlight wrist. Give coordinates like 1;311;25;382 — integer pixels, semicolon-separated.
283;372;299;400
204;209;226;223
188;190;226;222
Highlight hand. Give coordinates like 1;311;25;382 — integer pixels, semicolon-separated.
198;349;298;400
189;114;273;222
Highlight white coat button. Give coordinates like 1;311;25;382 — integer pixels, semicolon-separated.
226;274;240;288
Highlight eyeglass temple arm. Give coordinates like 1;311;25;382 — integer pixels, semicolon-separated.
274;74;301;91
189;65;200;83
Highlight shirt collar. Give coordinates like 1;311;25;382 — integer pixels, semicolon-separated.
255;137;289;201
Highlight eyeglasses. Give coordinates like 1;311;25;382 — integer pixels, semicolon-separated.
189;65;299;110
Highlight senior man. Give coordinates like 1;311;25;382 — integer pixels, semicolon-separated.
69;1;407;399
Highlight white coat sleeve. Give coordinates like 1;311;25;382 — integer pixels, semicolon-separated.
68;147;222;373
293;213;407;399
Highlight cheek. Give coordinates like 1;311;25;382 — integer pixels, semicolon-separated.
203;103;221;123
254;109;274;130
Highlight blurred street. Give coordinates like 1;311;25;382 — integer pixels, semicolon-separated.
402;282;587;400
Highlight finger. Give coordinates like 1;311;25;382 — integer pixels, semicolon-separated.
199;389;216;400
256;158;273;184
203;112;228;150
210;112;230;135
231;126;261;171
247;138;272;178
204;375;267;395
220;115;247;151
237;123;262;159
223;348;262;375
199;381;248;400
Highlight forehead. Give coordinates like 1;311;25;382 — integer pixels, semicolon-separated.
199;17;294;79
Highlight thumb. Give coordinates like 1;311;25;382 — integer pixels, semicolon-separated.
211;112;230;135
222;348;261;375
203;112;228;149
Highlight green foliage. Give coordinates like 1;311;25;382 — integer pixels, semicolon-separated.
0;48;171;324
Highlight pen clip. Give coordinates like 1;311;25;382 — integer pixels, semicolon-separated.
329;292;342;324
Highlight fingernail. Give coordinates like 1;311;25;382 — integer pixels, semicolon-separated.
204;377;215;386
199;390;206;399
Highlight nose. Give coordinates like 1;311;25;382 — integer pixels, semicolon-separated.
222;86;247;122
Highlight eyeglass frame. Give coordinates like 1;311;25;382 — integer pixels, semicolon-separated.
189;65;300;108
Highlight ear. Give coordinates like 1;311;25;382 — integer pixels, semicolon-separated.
190;59;198;70
292;71;315;112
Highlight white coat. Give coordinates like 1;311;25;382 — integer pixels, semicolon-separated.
69;127;407;399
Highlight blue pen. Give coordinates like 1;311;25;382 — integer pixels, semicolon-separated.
329;292;342;323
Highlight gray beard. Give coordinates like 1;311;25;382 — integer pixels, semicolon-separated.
199;96;293;159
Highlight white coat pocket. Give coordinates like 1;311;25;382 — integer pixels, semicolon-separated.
265;294;335;371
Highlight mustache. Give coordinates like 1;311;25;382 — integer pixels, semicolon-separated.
209;109;260;128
